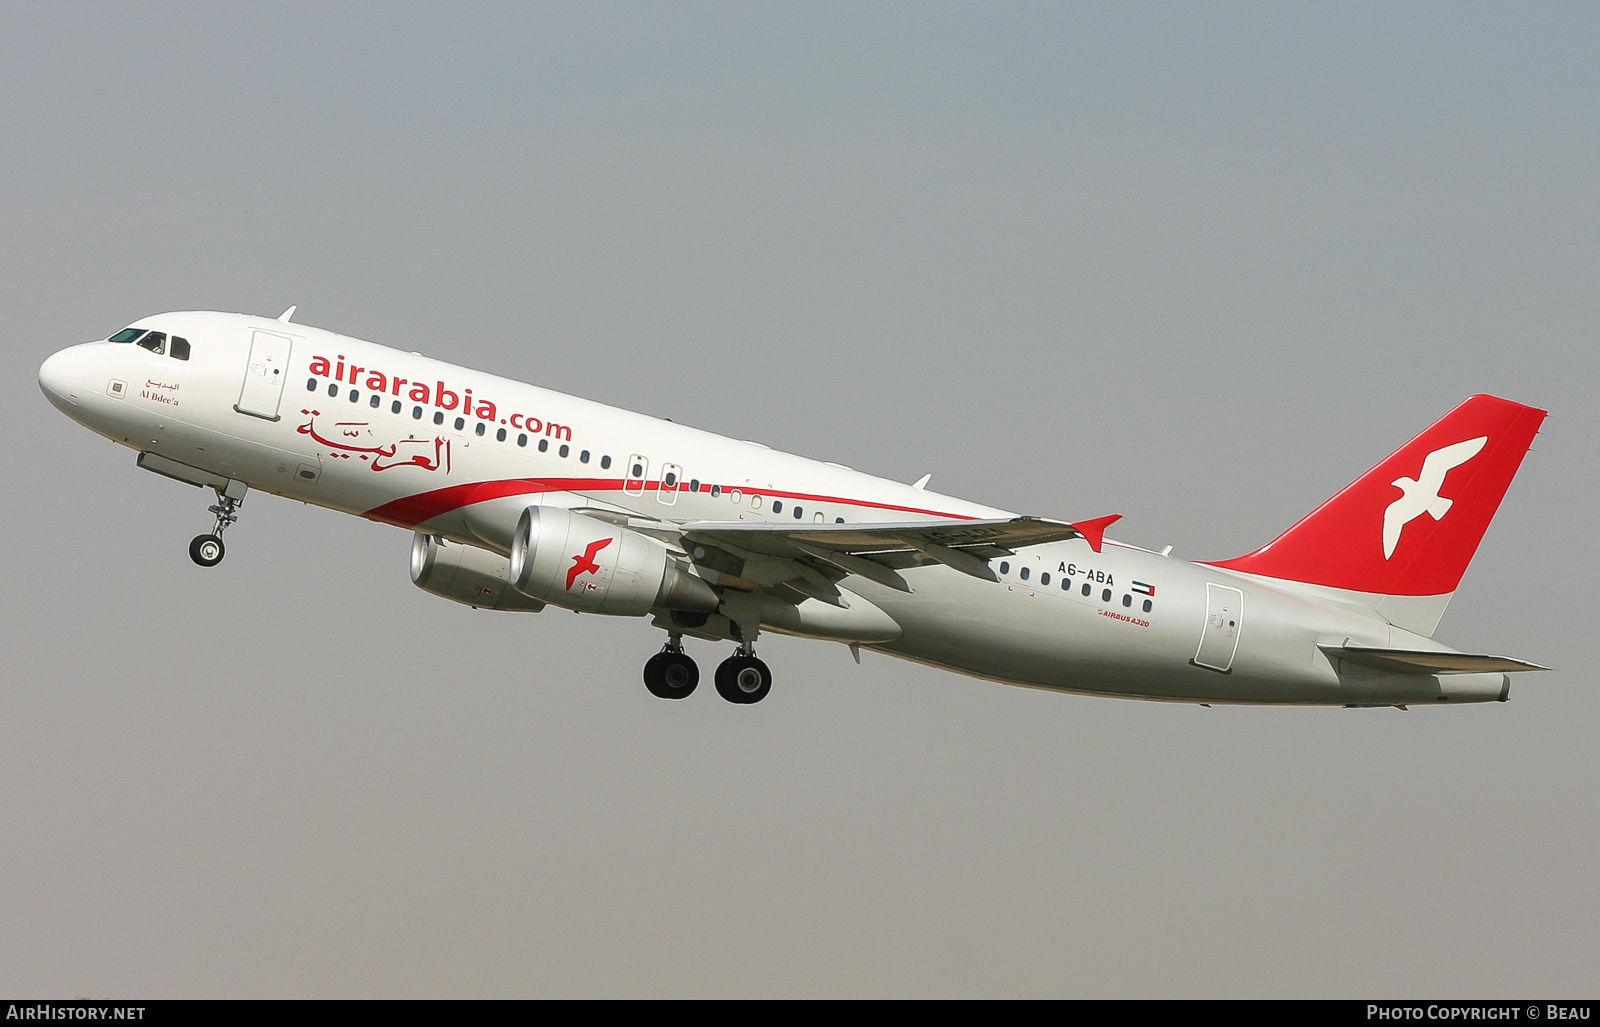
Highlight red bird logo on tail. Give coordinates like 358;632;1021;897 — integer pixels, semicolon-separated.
566;537;613;590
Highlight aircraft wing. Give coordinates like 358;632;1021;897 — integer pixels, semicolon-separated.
688;516;1080;557
665;515;1099;596
564;508;1118;608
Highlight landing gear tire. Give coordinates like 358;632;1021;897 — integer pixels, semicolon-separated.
189;534;225;567
715;654;772;704
643;651;699;700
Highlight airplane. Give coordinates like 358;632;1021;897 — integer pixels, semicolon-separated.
37;308;1548;708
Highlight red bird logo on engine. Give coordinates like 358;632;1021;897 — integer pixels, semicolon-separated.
566;537;614;590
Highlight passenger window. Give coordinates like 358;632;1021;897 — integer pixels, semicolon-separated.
475;422;486;436
1082;583;1091;596
770;500;780;513
1102;588;1112;602
1143;599;1153;612
711;485;721;497
497;427;507;442
1063;578;1072;591
369;394;380;408
690;479;700;492
391;400;402;414
413;406;423;419
328;384;339;397
136;332;166;354
539;439;548;452
109;328;144;343
835;517;844;523
750;495;761;509
601;455;611;469
517;433;527;447
1122;594;1132;607
349;389;359;402
730;490;742;504
1020;567;1029;581
1041;572;1050;586
580;450;590;463
814;512;824;523
559;444;569;457
1000;561;1010;575
307;378;318;391
453;417;464;430
170;337;190;361
793;506;803;519
434;411;445;425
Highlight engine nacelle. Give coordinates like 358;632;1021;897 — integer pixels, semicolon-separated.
410;533;547;613
509;505;719;616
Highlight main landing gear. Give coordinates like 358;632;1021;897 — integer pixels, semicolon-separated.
641;636;774;704
643;635;700;700
189;488;243;568
714;645;772;705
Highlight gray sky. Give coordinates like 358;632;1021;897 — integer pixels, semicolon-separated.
2;2;1595;997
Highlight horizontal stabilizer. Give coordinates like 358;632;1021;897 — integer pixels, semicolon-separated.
1319;644;1547;675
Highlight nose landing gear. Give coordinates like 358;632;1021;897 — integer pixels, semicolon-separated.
189;487;243;567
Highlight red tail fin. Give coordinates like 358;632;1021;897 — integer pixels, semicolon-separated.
1210;395;1545;597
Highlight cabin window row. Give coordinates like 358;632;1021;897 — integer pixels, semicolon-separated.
996;561;1155;613
303;376;849;522
689;483;844;523
308;377;587;456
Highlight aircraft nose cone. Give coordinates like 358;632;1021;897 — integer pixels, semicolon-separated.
39;346;88;408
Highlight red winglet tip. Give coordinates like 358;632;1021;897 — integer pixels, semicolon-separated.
1071;514;1122;553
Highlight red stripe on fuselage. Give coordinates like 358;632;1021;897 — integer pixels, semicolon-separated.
362;477;972;529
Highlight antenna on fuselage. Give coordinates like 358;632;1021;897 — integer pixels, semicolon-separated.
277;305;297;323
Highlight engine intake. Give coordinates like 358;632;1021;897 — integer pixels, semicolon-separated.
410;533;547;613
509;505;718;616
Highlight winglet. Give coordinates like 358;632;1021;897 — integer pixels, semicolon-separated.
277;305;297;323
1071;514;1122;553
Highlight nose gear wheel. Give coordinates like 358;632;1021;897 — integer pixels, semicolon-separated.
189;487;244;567
189;534;225;567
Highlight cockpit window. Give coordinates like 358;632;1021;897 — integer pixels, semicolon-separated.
109;328;144;343
170;337;190;361
136;331;166;355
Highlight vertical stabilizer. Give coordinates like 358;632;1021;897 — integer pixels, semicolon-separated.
1209;395;1544;633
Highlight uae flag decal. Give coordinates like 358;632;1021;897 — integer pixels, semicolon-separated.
1132;581;1156;597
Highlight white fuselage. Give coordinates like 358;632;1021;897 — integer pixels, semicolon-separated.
39;311;1507;706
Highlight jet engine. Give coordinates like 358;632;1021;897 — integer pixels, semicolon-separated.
509;505;719;616
410;532;548;612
